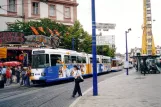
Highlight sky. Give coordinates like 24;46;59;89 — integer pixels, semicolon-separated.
77;0;161;54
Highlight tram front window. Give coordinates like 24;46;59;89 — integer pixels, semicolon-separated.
32;54;49;68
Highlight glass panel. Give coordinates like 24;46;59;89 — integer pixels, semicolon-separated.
77;56;82;63
32;2;39;14
65;7;70;18
82;57;86;63
64;55;71;63
50;54;61;66
71;56;77;63
9;0;16;12
32;54;50;68
50;5;55;16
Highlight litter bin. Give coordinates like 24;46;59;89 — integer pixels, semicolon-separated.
0;75;4;88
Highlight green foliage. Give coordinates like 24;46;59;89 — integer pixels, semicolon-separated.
8;18;68;36
8;19;115;57
97;45;115;57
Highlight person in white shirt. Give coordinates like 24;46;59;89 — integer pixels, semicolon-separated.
72;65;82;98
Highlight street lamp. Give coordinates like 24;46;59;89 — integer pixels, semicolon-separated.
91;0;98;96
125;28;131;75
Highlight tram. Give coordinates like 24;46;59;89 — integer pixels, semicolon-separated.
111;58;123;72
30;48;112;84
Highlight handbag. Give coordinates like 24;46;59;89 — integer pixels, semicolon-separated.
75;70;84;82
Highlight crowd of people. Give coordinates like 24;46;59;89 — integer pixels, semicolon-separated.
0;66;31;88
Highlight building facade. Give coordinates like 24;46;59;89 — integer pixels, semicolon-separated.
0;0;78;31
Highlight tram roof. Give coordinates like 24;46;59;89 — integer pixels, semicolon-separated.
32;48;78;55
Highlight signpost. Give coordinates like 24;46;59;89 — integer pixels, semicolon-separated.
91;0;116;96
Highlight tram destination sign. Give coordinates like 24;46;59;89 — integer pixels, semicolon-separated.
96;23;116;31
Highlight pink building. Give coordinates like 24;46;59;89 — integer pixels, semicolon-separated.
0;0;78;31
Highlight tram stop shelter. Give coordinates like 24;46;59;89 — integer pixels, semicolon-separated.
133;55;161;74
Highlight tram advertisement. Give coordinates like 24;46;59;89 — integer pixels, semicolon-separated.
58;64;87;78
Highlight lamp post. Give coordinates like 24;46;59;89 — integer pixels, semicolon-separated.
125;28;131;75
91;0;98;96
72;37;75;50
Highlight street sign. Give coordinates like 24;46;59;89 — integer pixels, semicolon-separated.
96;35;115;46
96;36;109;45
96;23;116;31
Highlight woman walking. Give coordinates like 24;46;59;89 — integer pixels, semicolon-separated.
72;65;83;98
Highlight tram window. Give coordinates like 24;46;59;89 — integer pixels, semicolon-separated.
46;54;49;63
90;58;92;63
90;58;99;63
64;55;70;63
82;57;86;63
71;56;77;63
50;54;61;66
77;56;82;63
97;58;100;63
107;59;111;63
112;61;116;67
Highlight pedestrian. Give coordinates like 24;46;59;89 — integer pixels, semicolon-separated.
0;67;4;88
2;66;6;84
15;67;20;83
72;65;83;98
25;67;31;87
20;68;26;86
6;67;11;86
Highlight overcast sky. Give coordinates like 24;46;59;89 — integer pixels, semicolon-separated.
77;0;161;54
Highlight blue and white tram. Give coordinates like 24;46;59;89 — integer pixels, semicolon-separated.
30;48;111;84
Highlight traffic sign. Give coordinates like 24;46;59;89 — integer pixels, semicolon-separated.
96;23;116;31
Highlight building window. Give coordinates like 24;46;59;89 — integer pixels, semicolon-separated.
49;5;56;16
32;2;39;15
146;3;151;8
8;0;16;12
147;17;151;21
64;7;71;18
147;10;151;14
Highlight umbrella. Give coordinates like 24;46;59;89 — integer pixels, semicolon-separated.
3;61;22;67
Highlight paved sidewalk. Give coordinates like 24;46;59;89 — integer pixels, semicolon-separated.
71;70;161;107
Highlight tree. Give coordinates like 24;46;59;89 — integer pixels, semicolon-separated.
8;18;68;36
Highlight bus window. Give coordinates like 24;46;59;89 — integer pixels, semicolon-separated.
82;57;86;63
50;54;61;66
71;56;77;63
64;55;71;63
77;56;82;63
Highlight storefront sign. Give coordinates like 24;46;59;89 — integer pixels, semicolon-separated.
0;47;7;58
0;31;25;44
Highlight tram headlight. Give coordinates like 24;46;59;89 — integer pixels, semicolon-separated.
41;72;46;76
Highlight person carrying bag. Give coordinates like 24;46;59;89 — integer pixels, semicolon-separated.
72;65;83;98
